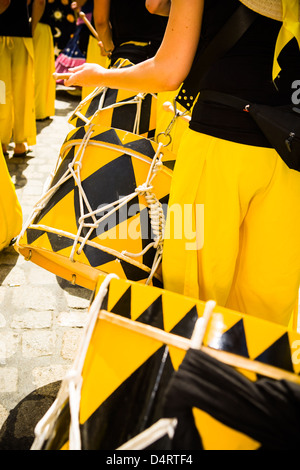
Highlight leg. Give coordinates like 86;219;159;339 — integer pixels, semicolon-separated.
11;37;36;148
226;155;300;326
0;37;14;147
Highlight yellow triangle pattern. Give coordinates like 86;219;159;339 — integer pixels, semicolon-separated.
192;408;260;450
80;318;164;423
243;313;287;361
130;282;161;321
162;289;198;333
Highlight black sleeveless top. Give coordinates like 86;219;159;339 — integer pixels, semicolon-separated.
109;0;167;49
190;0;300;147
0;0;31;38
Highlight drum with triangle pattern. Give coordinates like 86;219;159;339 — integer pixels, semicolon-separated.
15;125;176;290
31;274;300;451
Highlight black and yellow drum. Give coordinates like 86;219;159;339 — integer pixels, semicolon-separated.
68;59;157;140
31;274;300;450
15;125;176;290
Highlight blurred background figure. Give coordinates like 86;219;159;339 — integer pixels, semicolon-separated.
71;0;109;99
47;0;77;57
0;0;44;157
0;70;22;252
93;0;167;67
31;0;56;121
54;0;92;87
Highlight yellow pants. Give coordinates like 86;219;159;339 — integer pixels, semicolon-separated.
162;129;300;327
0;36;36;147
0;144;22;250
33;23;56;120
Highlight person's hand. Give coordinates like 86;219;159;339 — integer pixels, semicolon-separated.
98;40;114;57
64;63;105;88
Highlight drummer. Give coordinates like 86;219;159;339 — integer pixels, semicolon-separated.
92;0;167;66
64;0;300;328
0;0;44;156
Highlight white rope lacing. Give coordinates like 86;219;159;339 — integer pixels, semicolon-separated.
75;90;150;135
18;129;166;284
71;59;157;136
120;144;166;285
31;273;119;451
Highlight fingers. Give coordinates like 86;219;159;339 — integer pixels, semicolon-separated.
68;65;86;73
52;72;72;80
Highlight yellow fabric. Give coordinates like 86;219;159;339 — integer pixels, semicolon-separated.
81;36;109;100
162;129;300;327
0;36;36;146
0;145;22;250
273;0;300;80
33;23;56;120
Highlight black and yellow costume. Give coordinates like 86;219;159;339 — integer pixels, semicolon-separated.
163;0;300;327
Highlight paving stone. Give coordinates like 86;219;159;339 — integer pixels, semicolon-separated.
11;311;53;330
22;330;57;358
0;403;9;428
56;310;88;328
0;368;18;393
1;266;26;287
0;332;20;360
11;286;58;311
61;329;84;361
32;365;70;389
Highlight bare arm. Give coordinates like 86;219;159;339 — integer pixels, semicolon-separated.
65;0;203;93
0;0;10;14
30;0;45;34
145;0;171;16
93;0;114;55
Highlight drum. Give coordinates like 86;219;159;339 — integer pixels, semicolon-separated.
68;58;157;139
15;125;176;290
31;273;300;450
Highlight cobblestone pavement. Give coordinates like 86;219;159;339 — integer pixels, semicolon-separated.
0;88;92;428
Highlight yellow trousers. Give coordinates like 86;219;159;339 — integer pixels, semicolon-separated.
0;36;36;146
33;23;56;120
162;129;300;327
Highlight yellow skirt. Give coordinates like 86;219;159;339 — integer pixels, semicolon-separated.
0;36;36;146
33;23;56;120
162;129;300;327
